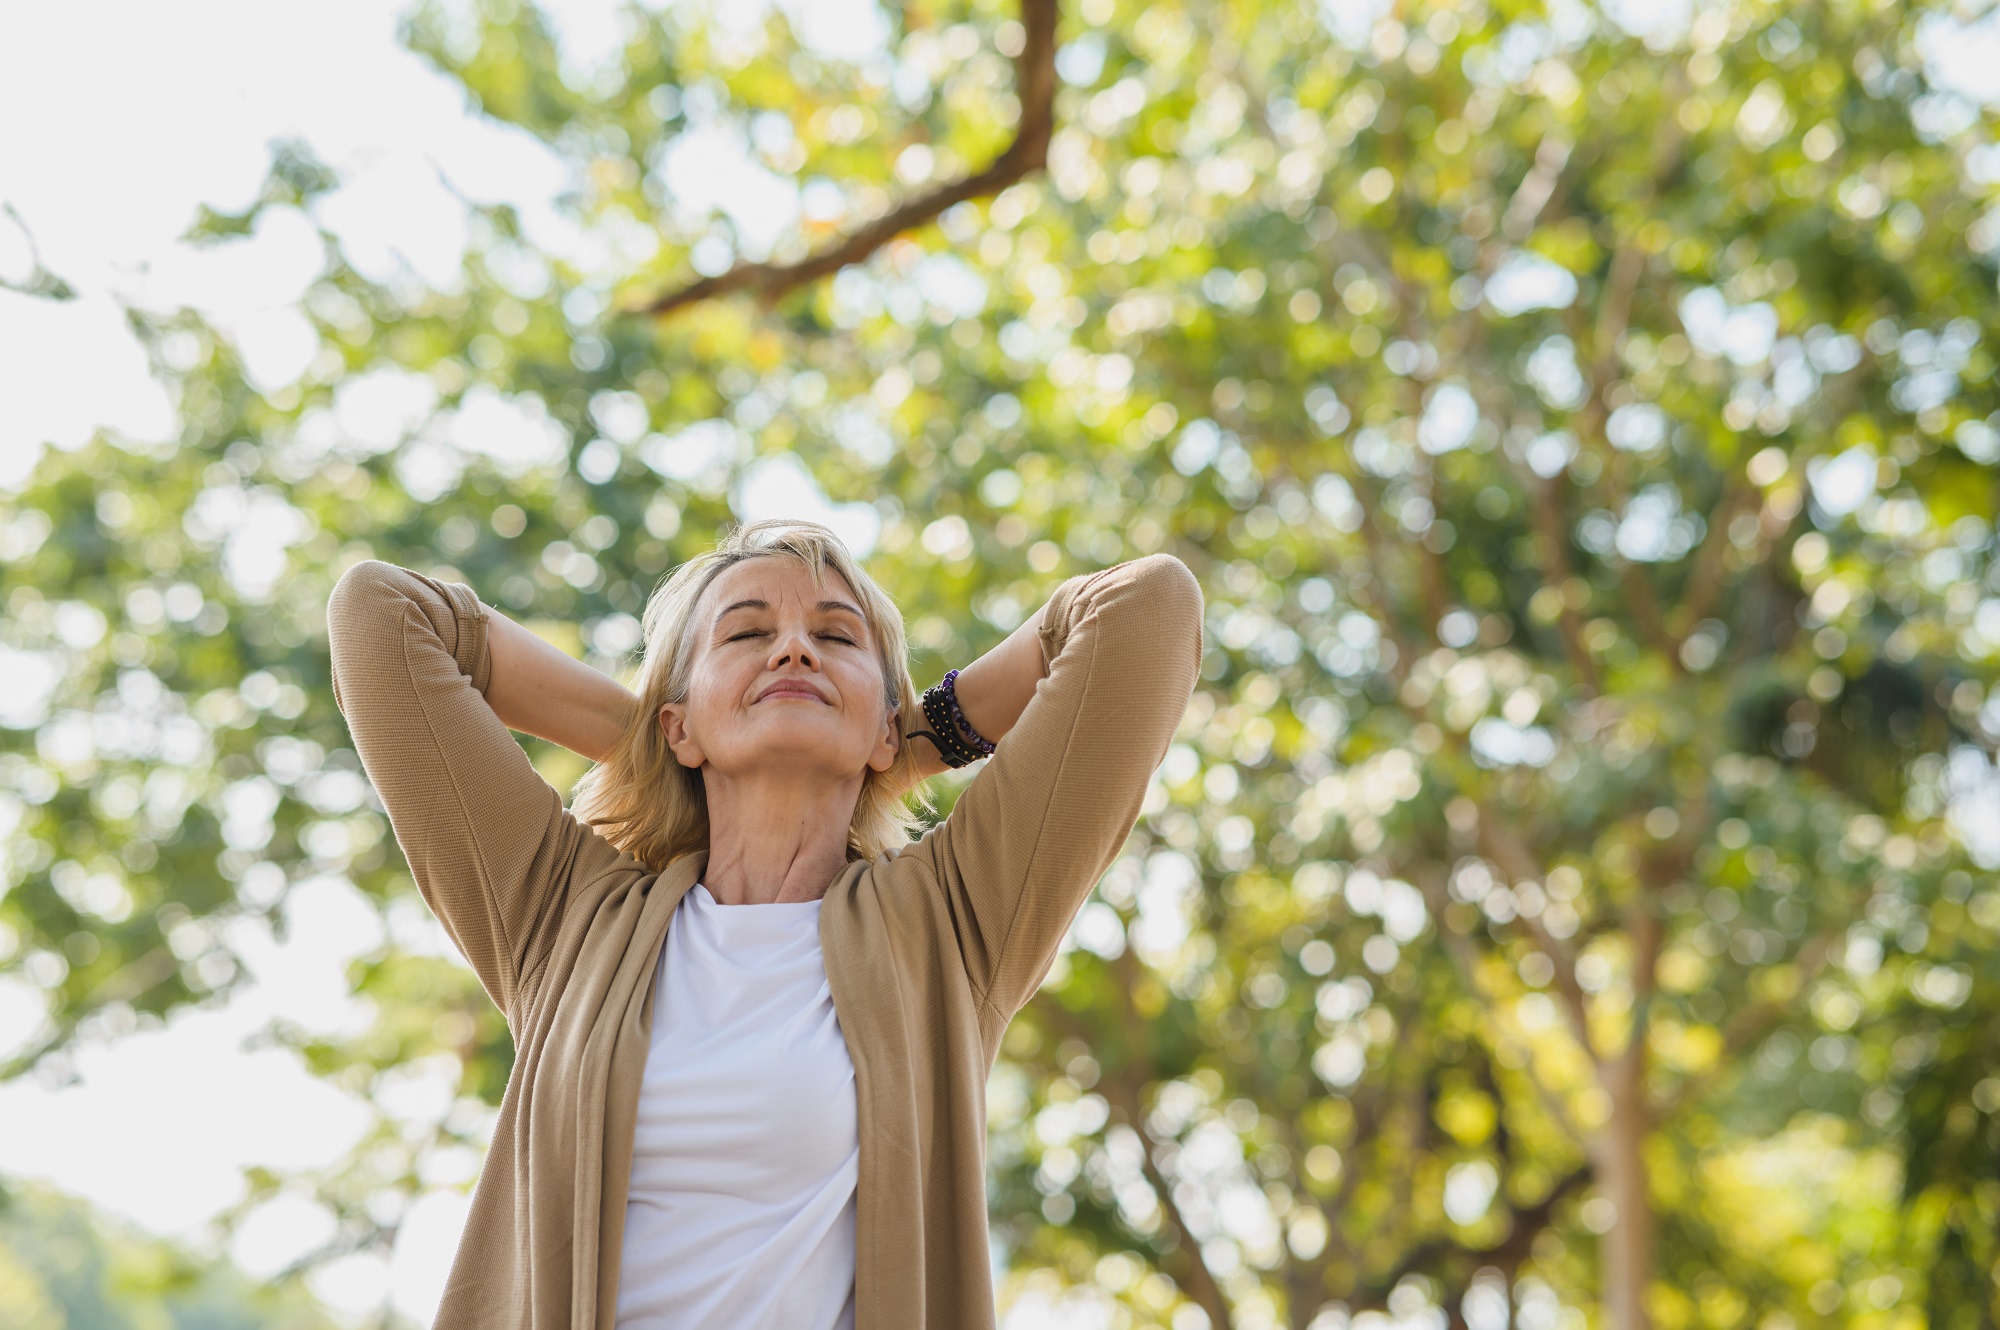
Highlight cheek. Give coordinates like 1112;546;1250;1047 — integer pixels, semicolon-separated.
680;664;739;733
845;662;889;714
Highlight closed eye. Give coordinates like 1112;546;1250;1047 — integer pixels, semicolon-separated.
727;630;857;645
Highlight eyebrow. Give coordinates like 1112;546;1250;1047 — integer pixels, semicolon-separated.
713;598;867;630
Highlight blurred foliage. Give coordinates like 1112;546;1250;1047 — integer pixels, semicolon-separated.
2;0;2000;1326
0;1182;339;1329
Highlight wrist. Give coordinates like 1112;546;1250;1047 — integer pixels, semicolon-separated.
907;669;996;769
938;669;996;755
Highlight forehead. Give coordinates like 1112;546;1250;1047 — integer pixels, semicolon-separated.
703;556;862;614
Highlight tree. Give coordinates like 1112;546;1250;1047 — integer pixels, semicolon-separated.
0;1181;342;1329
2;0;1997;1325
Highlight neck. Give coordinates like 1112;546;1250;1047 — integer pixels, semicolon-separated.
697;766;864;905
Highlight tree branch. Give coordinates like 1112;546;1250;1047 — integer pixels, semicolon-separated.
1093;951;1239;1330
0;202;77;301
1416;870;1595;1148
1524;473;1602;694
1349;1165;1592;1309
1500;135;1572;242
1472;809;1599;1067
1139;1124;1238;1329
627;0;1059;319
1544;92;1691;668
1671;479;1756;652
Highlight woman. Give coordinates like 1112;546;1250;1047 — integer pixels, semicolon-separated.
325;517;1204;1330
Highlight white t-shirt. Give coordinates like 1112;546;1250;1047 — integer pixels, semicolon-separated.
613;882;859;1330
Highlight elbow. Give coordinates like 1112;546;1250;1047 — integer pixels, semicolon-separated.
328;559;489;703
1129;553;1205;666
1076;554;1203;684
327;559;420;665
326;561;405;709
1045;553;1207;686
329;559;407;619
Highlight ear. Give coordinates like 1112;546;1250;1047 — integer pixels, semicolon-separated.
658;701;706;770
865;702;901;775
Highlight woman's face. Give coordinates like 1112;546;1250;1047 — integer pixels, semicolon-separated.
658;556;901;786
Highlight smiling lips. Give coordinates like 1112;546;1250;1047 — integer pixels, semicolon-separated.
758;681;828;704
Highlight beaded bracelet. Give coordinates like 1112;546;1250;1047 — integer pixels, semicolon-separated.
912;669;991;767
936;668;994;757
904;668;998;768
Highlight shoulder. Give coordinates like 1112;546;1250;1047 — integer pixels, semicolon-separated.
833;837;947;927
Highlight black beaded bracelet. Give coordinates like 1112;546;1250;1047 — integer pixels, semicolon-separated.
912;674;985;767
936;669;994;757
904;668;997;768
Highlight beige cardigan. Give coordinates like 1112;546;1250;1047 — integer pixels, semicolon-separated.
326;551;1204;1329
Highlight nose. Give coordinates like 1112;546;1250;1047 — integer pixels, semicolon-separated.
766;621;820;670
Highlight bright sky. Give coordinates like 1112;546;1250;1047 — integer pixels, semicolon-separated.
0;0;893;546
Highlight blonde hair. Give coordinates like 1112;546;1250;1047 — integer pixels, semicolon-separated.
570;518;937;873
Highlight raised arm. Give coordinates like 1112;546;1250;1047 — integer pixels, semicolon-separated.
901;598;1054;785
482;607;638;764
326;560;630;1017
905;553;1205;1023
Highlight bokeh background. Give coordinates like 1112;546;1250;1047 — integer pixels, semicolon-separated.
4;0;2000;1326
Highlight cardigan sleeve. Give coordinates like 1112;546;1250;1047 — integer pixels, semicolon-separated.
326;559;626;1018
905;552;1204;1022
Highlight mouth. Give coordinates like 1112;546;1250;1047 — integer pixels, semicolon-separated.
758;685;827;703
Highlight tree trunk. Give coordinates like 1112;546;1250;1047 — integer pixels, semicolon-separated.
1595;1048;1654;1330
